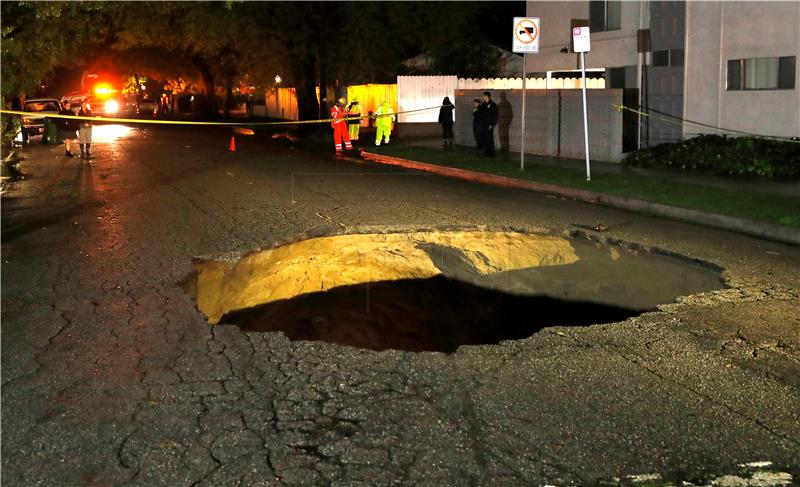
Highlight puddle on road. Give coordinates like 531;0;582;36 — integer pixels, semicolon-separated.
187;230;725;353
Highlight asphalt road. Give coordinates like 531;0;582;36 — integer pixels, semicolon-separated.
2;125;799;486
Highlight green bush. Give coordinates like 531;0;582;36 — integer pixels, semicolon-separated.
623;135;800;180
1;113;21;148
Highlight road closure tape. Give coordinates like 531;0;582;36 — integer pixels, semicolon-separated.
0;103;453;128
611;103;800;143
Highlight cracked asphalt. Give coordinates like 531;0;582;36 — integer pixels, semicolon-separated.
2;124;799;486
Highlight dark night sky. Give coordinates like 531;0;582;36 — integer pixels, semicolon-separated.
479;1;528;51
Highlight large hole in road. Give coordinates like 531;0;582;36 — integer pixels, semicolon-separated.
188;230;725;353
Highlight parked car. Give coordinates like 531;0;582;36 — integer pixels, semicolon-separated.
82;95;127;118
21;98;62;143
136;96;158;118
61;91;90;111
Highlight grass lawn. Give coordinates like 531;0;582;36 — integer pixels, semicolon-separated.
369;145;800;228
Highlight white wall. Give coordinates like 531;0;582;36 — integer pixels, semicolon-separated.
524;1;643;72
397;76;607;123
453;89;625;162
684;1;800;138
397;76;458;123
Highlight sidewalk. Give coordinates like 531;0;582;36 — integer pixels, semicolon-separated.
399;138;800;198
361;141;800;245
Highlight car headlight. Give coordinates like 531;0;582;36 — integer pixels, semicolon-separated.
105;100;120;114
22;117;32;125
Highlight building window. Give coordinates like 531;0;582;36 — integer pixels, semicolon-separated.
778;56;796;89
651;49;684;67
669;49;684;67
589;1;621;32
727;56;796;90
652;50;669;67
607;67;626;88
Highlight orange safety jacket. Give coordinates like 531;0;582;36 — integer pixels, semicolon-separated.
330;105;346;128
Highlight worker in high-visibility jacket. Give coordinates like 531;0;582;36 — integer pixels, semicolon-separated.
374;100;395;146
345;97;362;141
330;97;352;154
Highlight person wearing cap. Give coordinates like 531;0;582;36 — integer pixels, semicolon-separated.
477;91;498;157
374;100;395;146
330;97;353;154
345;97;362;142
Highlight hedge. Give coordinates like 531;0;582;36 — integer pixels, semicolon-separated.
623;135;800;180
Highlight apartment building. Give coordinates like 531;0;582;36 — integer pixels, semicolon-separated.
524;1;799;147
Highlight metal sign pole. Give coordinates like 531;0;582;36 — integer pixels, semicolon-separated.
513;16;539;171
520;54;526;171
580;51;591;181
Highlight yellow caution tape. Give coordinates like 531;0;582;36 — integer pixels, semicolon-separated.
0;104;445;127
611;103;799;142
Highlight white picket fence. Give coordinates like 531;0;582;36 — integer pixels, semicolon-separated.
397;75;606;123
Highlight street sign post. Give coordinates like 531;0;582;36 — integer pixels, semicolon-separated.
513;17;540;172
572;26;592;181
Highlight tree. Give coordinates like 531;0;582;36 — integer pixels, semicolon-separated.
2;1;481;124
1;2;108;101
427;36;504;78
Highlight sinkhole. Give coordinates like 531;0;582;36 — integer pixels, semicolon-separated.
187;230;725;353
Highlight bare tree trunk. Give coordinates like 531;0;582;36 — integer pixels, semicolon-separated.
192;56;216;118
318;44;328;121
224;77;233;118
294;55;320;136
133;71;143;98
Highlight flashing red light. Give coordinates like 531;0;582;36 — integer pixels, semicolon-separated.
94;84;117;96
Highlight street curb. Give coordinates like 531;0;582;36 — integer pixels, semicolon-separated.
360;151;800;246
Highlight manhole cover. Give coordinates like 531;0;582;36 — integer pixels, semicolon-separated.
187;230;724;353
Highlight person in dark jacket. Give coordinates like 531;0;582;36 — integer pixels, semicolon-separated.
57;100;79;157
438;97;454;148
471;98;482;151
479;91;498;157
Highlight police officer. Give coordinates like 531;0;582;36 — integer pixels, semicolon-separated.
478;91;498;157
472;98;482;151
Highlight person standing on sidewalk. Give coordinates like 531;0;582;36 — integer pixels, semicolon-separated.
77;100;93;159
345;98;362;142
374;100;395;146
57;100;79;157
472;98;482;151
479;91;498;157
330;97;352;154
438;97;454;149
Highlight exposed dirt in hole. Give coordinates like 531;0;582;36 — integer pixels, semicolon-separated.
221;275;642;353
188;230;726;353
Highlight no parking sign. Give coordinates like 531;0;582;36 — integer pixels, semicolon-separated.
513;17;540;53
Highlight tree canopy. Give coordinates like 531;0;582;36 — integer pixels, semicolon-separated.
1;1;507;119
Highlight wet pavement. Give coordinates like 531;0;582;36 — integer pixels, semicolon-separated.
2;125;799;486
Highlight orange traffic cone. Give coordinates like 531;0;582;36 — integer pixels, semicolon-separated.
228;136;236;152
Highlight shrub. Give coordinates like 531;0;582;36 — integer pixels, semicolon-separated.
623;135;800;180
